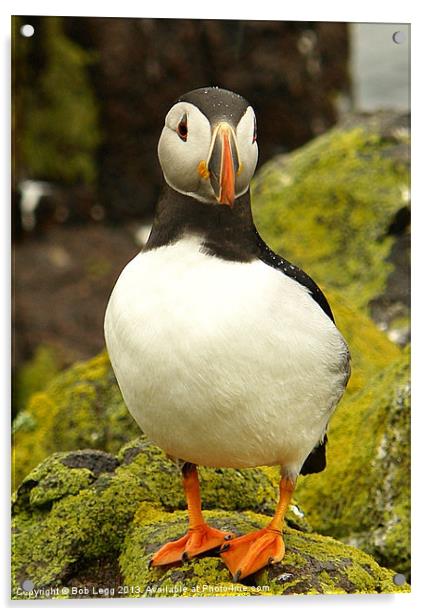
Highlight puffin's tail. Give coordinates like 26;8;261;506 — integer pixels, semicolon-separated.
300;434;328;476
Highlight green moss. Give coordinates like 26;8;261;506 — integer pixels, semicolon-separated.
120;507;409;596
248;141;412;579
13;345;62;414
13;453;94;510
295;349;410;577
252;122;410;312
11;443;300;597
11;438;409;598
13;16;100;185
12;458;147;595
12;352;140;488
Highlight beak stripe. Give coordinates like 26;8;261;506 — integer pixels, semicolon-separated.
219;128;235;207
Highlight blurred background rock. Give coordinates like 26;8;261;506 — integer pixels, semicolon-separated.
11;16;410;416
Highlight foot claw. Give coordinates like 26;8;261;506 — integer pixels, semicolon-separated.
232;569;242;583
219;543;230;554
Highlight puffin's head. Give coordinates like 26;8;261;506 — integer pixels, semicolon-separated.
158;87;258;207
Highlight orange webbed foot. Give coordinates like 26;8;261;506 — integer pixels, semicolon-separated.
220;527;285;581
150;523;234;567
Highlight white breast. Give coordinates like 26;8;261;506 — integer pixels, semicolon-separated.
104;236;348;474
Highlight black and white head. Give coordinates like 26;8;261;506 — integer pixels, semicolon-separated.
158;87;258;207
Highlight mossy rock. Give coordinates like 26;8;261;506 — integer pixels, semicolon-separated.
12;352;141;489
12;440;309;598
252;111;410;313
13;345;62;416
296;348;410;578
12;455;409;599
121;506;409;596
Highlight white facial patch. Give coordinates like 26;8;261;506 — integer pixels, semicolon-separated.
158;102;213;200
235;106;259;197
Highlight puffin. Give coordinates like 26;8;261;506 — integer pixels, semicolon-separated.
104;87;351;582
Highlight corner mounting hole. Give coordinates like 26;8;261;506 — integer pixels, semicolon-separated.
20;24;35;38
392;31;405;45
22;579;34;591
393;573;406;586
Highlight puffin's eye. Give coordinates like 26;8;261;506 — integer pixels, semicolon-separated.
252;118;257;144
177;114;188;141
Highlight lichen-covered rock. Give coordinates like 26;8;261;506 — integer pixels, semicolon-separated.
11;112;409;592
12;432;410;598
245;113;410;575
12;352;140;488
296;348;410;578
12;439;309;597
252;111;410;334
12;345;62;416
118;506;409;596
12;461;409;599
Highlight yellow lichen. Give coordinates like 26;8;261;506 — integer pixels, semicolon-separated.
120;508;409;596
12;352;140;488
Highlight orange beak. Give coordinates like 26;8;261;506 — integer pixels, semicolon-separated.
208;123;239;207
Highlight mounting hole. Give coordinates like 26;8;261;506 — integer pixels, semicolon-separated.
22;579;34;591
392;31;406;45
393;573;406;586
20;24;35;38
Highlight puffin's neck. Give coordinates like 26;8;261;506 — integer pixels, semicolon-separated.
145;184;259;262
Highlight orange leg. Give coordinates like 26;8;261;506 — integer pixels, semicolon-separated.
221;474;295;581
150;463;234;567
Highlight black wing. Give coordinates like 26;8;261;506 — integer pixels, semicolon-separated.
300;435;328;475
254;228;334;476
